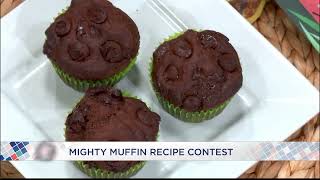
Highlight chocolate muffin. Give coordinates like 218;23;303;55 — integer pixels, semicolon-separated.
43;0;140;91
151;30;243;122
65;87;160;178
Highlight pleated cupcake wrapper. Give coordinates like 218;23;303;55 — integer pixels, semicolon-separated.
52;56;137;91
51;7;137;91
65;92;159;178
74;161;146;179
149;31;231;123
155;90;231;122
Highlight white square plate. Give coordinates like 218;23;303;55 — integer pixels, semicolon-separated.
1;0;319;178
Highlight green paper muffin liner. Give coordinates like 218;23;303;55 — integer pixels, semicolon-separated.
154;90;231;123
65;92;158;178
52;57;137;92
74;161;146;179
49;7;137;91
149;31;232;123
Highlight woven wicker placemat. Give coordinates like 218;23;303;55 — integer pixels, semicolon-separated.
239;1;319;178
0;0;319;178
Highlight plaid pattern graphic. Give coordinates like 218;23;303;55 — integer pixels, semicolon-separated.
250;142;319;160
0;142;30;161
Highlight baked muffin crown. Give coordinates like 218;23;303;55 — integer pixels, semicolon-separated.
43;0;140;80
65;87;160;172
152;30;242;112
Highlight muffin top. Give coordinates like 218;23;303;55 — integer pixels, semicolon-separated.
152;30;242;112
65;87;160;172
43;0;140;80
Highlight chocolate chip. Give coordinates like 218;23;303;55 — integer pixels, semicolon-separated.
66;109;86;133
68;42;90;62
110;88;123;100
155;44;169;58
87;87;124;104
199;31;218;49
173;39;192;58
55;19;71;37
164;65;179;81
218;54;238;72
208;67;225;82
100;41;123;63
217;41;234;54
182;96;202;112
136;108;160;126
87;7;107;24
214;31;229;42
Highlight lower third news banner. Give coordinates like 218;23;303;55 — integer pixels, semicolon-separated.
0;142;319;161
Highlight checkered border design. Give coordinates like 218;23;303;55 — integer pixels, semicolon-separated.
250;142;319;160
1;142;30;161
